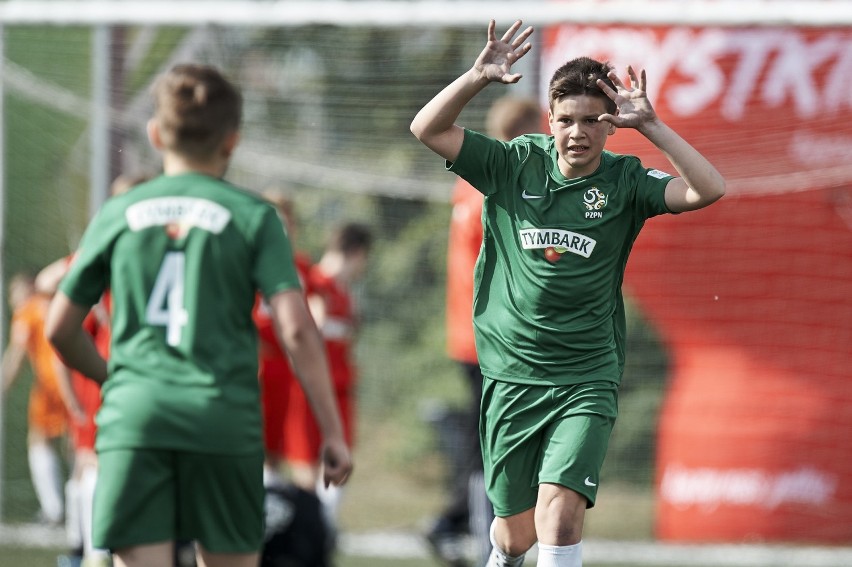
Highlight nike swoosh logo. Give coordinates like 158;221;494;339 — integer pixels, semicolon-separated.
584;476;597;487
522;190;545;200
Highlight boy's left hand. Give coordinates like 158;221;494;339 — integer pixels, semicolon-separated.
597;66;658;129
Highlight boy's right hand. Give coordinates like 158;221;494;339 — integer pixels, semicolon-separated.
321;438;353;487
472;19;534;84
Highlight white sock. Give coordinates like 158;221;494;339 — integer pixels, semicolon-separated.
65;478;82;549
263;463;284;488
29;442;63;523
486;518;526;567
79;466;109;559
536;542;582;567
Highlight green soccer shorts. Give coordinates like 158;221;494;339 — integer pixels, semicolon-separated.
480;378;618;517
93;448;265;553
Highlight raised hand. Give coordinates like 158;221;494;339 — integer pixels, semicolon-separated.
472;20;534;84
597;66;658;129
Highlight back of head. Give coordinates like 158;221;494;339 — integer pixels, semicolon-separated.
329;223;373;256
486;97;543;141
151;64;242;160
548;57;617;115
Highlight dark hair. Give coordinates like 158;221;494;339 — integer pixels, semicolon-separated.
329;223;373;256
151;64;242;159
548;57;617;114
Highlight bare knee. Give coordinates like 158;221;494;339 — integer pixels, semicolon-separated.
493;510;537;556
535;483;586;545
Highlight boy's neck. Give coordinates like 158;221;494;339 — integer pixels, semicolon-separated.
162;153;228;179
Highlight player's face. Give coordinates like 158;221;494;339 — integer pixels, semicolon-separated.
549;95;615;179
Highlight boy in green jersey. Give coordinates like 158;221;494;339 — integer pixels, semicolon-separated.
410;20;725;567
46;64;352;567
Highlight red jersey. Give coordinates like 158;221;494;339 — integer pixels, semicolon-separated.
308;264;356;392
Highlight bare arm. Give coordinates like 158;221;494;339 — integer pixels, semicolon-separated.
1;321;29;393
269;289;352;487
35;257;70;295
598;67;726;213
410;19;534;162
53;358;85;424
44;293;107;385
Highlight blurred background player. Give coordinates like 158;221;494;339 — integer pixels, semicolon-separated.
285;222;372;537
46;63;351;567
2;271;81;527
429;96;544;567
252;187;313;487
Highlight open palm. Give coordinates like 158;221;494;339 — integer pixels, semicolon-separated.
473;20;534;84
597;66;658;128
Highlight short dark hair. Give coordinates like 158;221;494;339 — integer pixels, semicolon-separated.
151;64;242;160
548;57;616;115
329;223;373;256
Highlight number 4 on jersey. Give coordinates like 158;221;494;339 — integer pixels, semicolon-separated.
146;251;189;346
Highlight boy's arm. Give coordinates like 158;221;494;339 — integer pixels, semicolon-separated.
410;19;534;162
1;319;29;393
268;288;352;487
44;293;107;385
598;67;726;213
641;121;726;212
53;359;85;423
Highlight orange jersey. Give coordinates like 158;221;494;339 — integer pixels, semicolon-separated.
446;178;483;364
12;294;64;397
11;294;68;437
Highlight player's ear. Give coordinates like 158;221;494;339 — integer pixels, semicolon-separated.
221;130;240;159
147;119;163;150
547;110;555;135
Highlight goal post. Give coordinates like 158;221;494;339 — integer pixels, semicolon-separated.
0;0;851;27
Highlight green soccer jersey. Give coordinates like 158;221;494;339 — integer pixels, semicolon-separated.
449;130;673;386
59;173;301;455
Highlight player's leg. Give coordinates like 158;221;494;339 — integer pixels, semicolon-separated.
27;390;66;524
195;546;258;567
488;510;537;565
112;542;173;567
533;381;618;566
533;484;585;567
481;378;546;564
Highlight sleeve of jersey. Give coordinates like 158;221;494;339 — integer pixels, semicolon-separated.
446;129;526;196
252;206;302;299
58;213;110;308
625;157;676;219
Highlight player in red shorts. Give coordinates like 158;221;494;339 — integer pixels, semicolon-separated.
284;222;372;531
